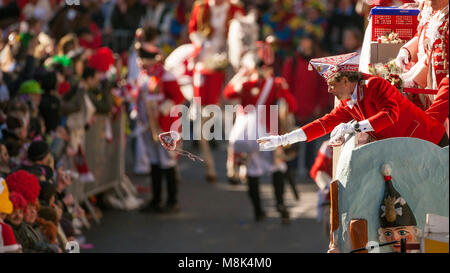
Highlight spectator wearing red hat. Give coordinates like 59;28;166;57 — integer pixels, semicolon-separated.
85;47;114;115
5;171;59;252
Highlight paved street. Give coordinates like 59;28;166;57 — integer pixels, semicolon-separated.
82;141;329;253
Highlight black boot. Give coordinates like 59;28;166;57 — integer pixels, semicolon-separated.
247;176;265;221
141;164;163;213
273;171;290;224
165;167;180;213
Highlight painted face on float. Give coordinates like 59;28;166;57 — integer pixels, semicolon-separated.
379;226;420;253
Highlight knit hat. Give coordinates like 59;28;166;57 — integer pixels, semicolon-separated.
9;191;27;211
6;170;41;205
27;140;50;162
308;52;360;81
379;163;417;228
38;181;56;206
88;47;115;72
0;178;13;214
19;80;44;95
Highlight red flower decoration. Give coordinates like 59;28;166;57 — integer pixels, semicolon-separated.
6;170;41;205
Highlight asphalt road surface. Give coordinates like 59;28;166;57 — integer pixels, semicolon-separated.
82;141;329;253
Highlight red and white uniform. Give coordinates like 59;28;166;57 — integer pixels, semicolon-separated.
224;76;298;133
310;140;333;203
136;67;185;133
188;0;245;105
136;65;185;168
402;4;448;133
301;74;446;145
404;4;449;90
224;75;297;176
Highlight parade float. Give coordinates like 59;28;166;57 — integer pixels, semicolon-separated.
330;6;449;253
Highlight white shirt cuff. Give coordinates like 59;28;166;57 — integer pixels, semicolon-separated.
358;119;374;133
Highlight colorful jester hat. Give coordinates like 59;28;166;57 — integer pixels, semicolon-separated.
379;163;417;228
308;52;360;81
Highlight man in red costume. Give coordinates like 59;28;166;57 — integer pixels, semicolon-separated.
188;0;244;183
258;52;448;150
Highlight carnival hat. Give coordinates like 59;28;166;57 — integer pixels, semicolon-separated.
0;178;13;214
379;163;417;228
308;52;360;81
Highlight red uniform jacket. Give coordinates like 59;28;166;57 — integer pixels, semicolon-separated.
281;54;332;123
137;70;186;133
301;74;446;144
188;0;244;38
223;76;298;133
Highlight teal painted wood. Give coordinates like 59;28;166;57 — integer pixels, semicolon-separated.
335;137;449;252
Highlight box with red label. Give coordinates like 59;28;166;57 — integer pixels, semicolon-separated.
370;7;420;41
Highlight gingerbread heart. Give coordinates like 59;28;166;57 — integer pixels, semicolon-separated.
158;131;181;151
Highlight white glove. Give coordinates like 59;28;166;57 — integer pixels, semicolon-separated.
395;48;410;71
257;128;307;151
329;122;355;146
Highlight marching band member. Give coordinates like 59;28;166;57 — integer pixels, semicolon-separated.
135;35;186;213
223;41;297;223
188;0;245;183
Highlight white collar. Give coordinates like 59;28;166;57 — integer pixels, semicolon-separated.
347;84;358;109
